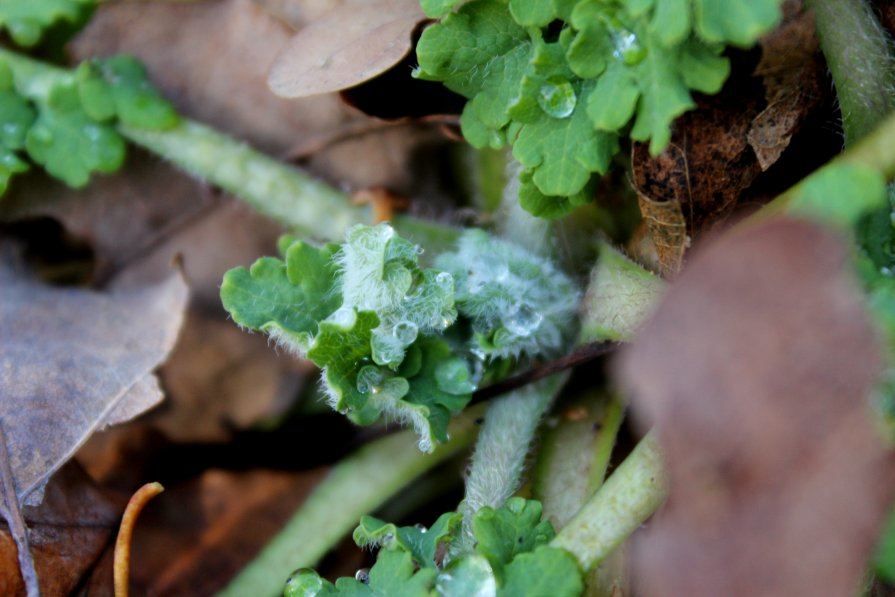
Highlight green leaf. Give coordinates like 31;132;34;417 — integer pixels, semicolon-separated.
220;241;341;356
0;0;94;47
517;168;594;219
25;82;124;187
436;554;497;596
354;511;462;568
787;163;887;231
509;0;555;27
420;0;468;18
285;551;436;597
76;55;179;129
473;497;556;576
499;546;583;597
693;0;782;47
435;229;579;359
415;0;530;138
307;307;381;416
0;149;29;195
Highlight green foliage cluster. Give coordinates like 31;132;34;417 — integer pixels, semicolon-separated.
0;2;179;198
221;223;578;452
284;497;583;597
415;0;783;217
0;0;94;47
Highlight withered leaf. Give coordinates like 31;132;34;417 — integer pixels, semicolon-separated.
632;69;763;269
0;463;123;597
617;218;894;596
267;0;424;98
748;1;824;170
0;241;188;505
70;0;358;155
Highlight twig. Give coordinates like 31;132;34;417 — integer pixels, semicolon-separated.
470;341;619;405
0;422;39;597
114;482;164;597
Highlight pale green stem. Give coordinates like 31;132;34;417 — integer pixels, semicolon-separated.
455;375;567;554
0;49;460;245
218;405;483;597
806;0;895;145
551;432;666;571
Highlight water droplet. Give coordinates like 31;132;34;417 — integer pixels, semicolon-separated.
882;266;894;277
414;523;428;533
612;29;647;65
537;76;577;119
356;366;385;395
284;568;324;597
326;306;356;328
2;122;22;142
355;568;371;584
502;304;543;337
435;271;453;288
393;320;418;345
435;359;476;395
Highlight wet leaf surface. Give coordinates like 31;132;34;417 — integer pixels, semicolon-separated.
618;218;895;596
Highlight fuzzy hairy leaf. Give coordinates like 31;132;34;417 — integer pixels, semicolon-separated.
435;229;579;360
0;0;94;47
25;82;124;188
220;240;342;356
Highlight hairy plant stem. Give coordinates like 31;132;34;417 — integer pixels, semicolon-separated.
0;49;460;247
806;0;895;145
220;404;484;597
551;432;666;571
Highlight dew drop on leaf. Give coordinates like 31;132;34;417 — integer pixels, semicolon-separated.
537;76;577;119
284;568;324;597
611;29;647;65
502;304;543;337
326;305;356;328
355;568;371;584
356;365;386;394
393;320;419;345
435;271;453;288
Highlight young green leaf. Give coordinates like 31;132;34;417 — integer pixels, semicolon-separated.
0;61;34;194
220;241;342;356
285;551;437;597
76;56;180;129
472;497;556;577
0;0;94;47
499;545;583;597
25;82;124;187
435;229;579;360
354;511;462;568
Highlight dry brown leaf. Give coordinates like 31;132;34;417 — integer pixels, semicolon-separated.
617;218;894;596
632;69;763;271
748;1;824;170
636;193;689;277
122;468;327;596
70;0;357;155
0;240;188;506
268;0;424;98
0;462;123;596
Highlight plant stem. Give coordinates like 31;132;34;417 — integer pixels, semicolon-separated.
806;0;895;145
0;49;460;246
219;405;483;597
551;431;666;571
455;375;567;554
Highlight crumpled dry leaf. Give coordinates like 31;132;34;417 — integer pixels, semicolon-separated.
0;240;188;505
748;0;824;170
0;463;123;597
70;0;356;155
632;68;764;274
268;0;424;98
617;218;894;596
